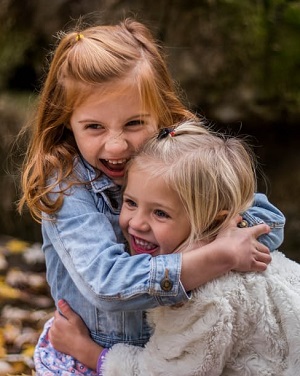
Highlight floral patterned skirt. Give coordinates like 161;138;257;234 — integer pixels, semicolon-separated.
34;318;97;376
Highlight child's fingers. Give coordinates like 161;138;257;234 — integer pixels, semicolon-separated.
254;248;272;264
57;299;89;334
57;299;74;320
225;217;271;242
53;309;62;320
255;239;271;256
252;260;269;272
248;223;270;239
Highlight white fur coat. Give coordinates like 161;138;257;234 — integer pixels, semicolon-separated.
102;251;300;375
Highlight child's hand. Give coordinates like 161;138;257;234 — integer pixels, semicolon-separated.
49;299;102;370
216;216;271;272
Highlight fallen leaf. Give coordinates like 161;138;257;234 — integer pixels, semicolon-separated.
6;240;30;254
0;278;22;300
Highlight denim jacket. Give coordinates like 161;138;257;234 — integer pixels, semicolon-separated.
42;156;285;348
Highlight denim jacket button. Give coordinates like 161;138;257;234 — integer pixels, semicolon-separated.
160;278;173;291
160;269;173;291
237;219;249;228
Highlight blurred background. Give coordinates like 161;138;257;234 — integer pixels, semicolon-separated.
0;0;300;373
0;0;299;259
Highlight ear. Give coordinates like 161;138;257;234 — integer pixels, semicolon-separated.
212;210;230;229
65;123;72;131
215;210;229;221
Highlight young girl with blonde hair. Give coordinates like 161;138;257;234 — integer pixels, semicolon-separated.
18;17;284;375
51;120;299;375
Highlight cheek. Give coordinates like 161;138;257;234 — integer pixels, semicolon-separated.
72;133;87;152
119;208;128;233
76;136;99;156
132;134;148;150
134;128;157;149
180;224;191;246
75;139;85;155
154;228;177;254
146;125;159;140
168;225;190;252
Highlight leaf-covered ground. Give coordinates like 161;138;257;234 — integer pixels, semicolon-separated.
0;236;54;375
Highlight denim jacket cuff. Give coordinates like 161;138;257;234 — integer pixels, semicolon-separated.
149;253;190;305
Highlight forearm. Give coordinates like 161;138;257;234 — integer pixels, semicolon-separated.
181;243;234;292
181;222;271;292
45;212;188;310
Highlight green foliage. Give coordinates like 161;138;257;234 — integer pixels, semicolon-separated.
284;2;300;26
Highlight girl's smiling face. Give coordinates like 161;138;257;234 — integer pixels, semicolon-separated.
119;165;191;256
69;81;158;185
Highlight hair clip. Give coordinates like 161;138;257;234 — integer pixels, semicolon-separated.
75;33;84;41
157;127;175;140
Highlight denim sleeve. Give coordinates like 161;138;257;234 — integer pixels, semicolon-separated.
43;182;189;311
242;193;285;251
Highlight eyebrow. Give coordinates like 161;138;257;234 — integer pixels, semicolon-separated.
152;202;176;213
78;113;152;124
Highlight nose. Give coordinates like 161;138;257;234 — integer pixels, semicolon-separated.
105;131;128;153
129;210;150;233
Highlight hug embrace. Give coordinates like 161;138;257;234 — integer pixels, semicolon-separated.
17;16;295;376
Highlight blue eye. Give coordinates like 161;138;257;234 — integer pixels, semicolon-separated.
154;209;170;219
124;198;137;208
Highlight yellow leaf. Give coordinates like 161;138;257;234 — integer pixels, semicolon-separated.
2;322;21;343
0;345;6;358
6;240;30;254
10;361;26;374
0;329;7;358
21;345;35;358
0;279;21;300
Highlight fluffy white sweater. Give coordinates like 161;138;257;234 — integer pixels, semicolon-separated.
102;251;300;376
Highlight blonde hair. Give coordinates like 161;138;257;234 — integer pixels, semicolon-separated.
18;18;195;221
131;119;257;246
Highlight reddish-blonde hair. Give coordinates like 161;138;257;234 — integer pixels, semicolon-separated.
18;18;196;221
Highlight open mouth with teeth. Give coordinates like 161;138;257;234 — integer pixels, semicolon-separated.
130;235;158;255
101;159;128;171
99;158;130;181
